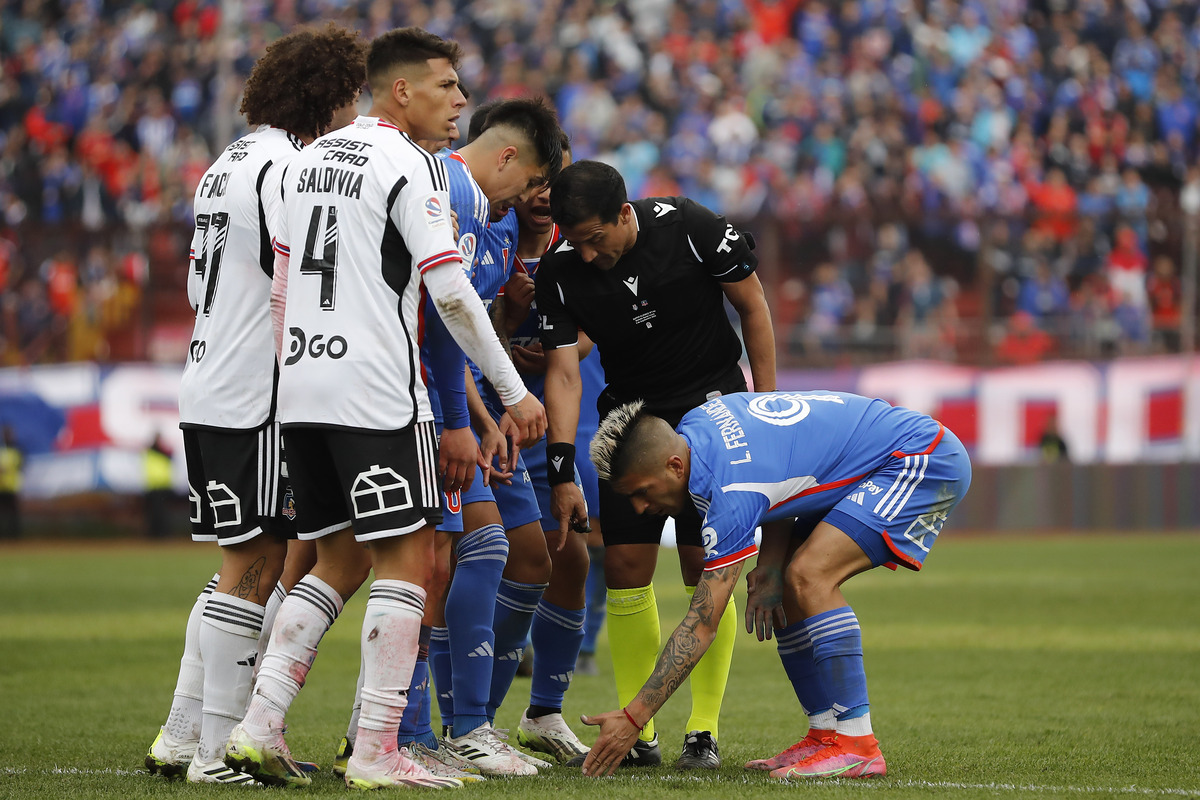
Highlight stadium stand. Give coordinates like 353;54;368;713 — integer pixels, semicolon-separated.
0;0;1195;367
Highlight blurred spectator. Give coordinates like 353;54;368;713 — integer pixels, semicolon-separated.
996;310;1055;365
0;0;1194;368
143;434;174;539
0;425;22;539
1146;255;1182;352
803;261;853;354
1038;411;1070;464
1027;167;1078;243
1106;225;1149;310
1016;257;1070;332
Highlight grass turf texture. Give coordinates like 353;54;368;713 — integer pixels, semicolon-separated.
1;534;1198;800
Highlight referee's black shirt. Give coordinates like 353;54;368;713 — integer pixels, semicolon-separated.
536;196;757;411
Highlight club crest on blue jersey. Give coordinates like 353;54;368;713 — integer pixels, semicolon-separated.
458;232;477;266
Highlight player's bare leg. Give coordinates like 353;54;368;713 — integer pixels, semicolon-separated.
228;529;368;786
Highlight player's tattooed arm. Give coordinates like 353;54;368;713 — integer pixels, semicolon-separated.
233;557;267;601
581;561;742;777
634;561;742;716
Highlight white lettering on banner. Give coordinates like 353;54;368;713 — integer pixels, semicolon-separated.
5;356;1200;498
1106;357;1197;463
975;363;1101;465
0;361;99;408
858;361;977;416
99;366;184;451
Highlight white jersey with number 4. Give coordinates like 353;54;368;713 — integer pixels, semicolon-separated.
276;115;463;431
179;125;303;430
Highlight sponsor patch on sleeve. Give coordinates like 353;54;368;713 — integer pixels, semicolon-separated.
425;195;448;230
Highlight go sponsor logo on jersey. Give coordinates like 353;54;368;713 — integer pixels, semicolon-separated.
283;326;349;366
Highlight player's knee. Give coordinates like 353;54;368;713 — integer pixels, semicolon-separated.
428;549;452;594
548;533;589;584
504;536;551;584
604;546;655;588
458;522;509;568
785;559;832;605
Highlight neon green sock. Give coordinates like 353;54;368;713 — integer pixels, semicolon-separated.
683;584;735;741
606;584;659;742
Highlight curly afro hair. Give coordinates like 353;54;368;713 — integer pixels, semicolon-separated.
240;23;366;141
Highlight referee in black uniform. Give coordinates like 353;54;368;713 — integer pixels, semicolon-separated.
536;160;776;770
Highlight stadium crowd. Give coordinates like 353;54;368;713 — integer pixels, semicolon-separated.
0;0;1196;366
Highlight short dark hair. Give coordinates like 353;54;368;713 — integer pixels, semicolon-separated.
549;160;627;228
367;27;463;93
466;98;502;144
241;24;366;140
478;97;564;183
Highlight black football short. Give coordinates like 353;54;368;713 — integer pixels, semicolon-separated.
183;421;296;545
282;421;442;542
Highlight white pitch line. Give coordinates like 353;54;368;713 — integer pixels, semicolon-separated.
6;767;1199;796
587;772;1200;797
881;780;1200;797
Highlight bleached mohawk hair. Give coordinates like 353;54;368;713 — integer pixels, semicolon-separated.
589;399;646;481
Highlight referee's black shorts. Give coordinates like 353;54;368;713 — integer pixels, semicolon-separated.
596;368;747;548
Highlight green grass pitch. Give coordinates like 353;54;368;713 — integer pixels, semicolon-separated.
2;533;1199;799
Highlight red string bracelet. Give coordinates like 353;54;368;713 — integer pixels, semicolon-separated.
622;707;644;731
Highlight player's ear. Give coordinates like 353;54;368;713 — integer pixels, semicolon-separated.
666;453;686;478
497;145;518;169
392;76;409;107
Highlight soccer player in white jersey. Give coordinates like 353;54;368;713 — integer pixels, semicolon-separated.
223;28;544;791
579;392;972;779
143;25;367;786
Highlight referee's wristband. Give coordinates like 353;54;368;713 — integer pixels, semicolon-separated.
546;442;576;485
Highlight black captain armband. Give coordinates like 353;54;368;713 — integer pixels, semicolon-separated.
547;442;576;485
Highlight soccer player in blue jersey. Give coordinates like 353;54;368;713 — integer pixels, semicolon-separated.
422;97;563;776
579;392;972;780
490;133;601;763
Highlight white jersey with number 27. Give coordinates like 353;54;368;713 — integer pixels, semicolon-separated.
180;125;303;430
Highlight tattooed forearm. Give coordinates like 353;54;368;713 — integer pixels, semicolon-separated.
635;562;742;715
233;557;268;600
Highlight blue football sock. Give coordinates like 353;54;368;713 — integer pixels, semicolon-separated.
581;545;606;654
806;607;869;722
529;599;586;712
446;523;508;738
775;620;834;724
397;661;428;745
429;626;453;734
487;578;546;719
398;626;435;747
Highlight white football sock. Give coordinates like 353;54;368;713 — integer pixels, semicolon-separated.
345;652;365;748
354;580;426;764
196;592;264;763
164;574;218;744
253;582;286;683
243;575;342;738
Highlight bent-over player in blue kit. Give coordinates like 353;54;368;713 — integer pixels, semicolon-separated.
578;392;971;780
